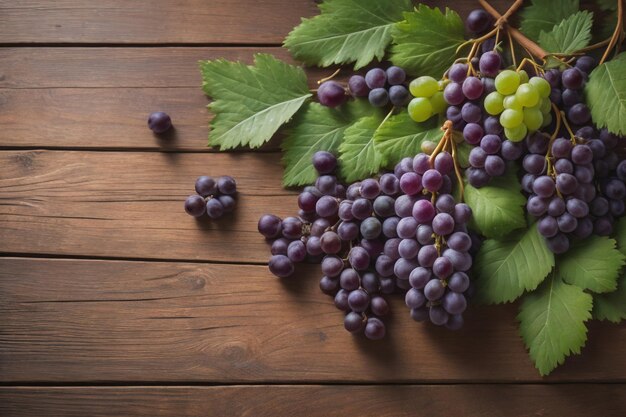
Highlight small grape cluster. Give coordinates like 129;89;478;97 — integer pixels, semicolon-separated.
348;66;410;107
443;52;525;187
394;151;473;329
406;76;447;123
522;126;626;253
184;176;237;219
316;66;411;109
544;56;595;127
486;70;552;141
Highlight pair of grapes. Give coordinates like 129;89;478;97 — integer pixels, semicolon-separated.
407;76;447;122
484;70;552;142
184;175;237;219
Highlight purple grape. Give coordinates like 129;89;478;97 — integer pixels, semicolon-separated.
195;176;217;197
556;173;578;195
373;195;396;218
417;224;435;245
348;75;369;97
479;51;501;77
380;173;400;195
338;220;359;241
287;240;307;263
409;267;431;289
406;288;426;309
395;194;418;218
444;82;464;105
424;279;445;301
360;217;382;240
442;292;467;315
315;175;337;195
547;233;570;254
400;172;423;195
319;276;339;295
386;66;406;85
523;154;546;175
481;134;501;154
340;268;360;291
466;9;492;34
206;199;224;219
469;146;487;167
447;232;472;252
369;88;389;107
435;194;456;214
268;254;294;278
344;311;364;332
538;215;558;238
271;238;290;256
557;212;578;233
463;123;484;145
562;89;582;107
397;217;418;239
467;167;491;187
462;76;484;100
422;169;443;192
148;111;172;133
448;63;468;83
433;256;453;279
370;295;389;316
184;195;206;217
461;102;482;123
435;152;454;175
394;258;418;280
306;236;323;256
389;85;409;106
258;214;282;238
310;218;330;237
217;176;237;195
432;213;455;235
376;255;395;277
484;116;503;134
320;231;341;254
418;245;438;268
352;198;373;220
575;56;596;73
413;200;436;223
398;238;420;259
382;216;400;238
412;153;431;174
571;144;593;165
316;195;339;217
365;68;386;89
349;246;370;271
527;195;548;216
360;178;381;199
364;317;386;340
567;103;591;125
501;140;523;160
543;69;561;88
561;68;584;89
448;271;470;292
317;81;346;107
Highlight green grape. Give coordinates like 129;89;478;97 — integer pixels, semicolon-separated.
484;91;505;115
500;108;524;128
516;83;539;107
503;95;523;110
529;77;551;98
504;124;528;142
409;76;439;98
408;97;433;122
430;91;447;114
495;70;521;95
540;97;552;114
523;107;543;131
421;140;437;154
542;112;552;127
518;70;529;84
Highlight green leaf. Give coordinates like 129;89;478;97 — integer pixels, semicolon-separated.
282;101;371;187
557;236;625;293
373;112;441;168
390;5;465;77
284;0;412;69
538;11;593;54
585;52;626;136
200;54;311;150
339;111;387;182
464;169;526;238
519;0;580;41
474;224;555;304
518;273;593;376
593;274;626;323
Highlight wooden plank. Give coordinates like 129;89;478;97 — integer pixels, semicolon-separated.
0;150;298;263
1;257;625;382
0;0;317;44
0;48;326;150
1;385;625;417
0;1;514;45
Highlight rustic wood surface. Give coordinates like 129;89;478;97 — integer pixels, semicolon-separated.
1;0;624;415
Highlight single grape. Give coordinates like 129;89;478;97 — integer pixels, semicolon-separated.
365;68;386;89
537;215;558;238
195;176;217;197
575;56;596;73
375;255;395;277
340;268;360;291
184;195;206;217
389;85;410;106
442;292;467;315
258;214;282;238
320;231;342;254
484;91;505;115
417;245;438;268
422;169;443;192
398;238;420;259
432;213;455;236
546;233;570;254
217;195;236;213
287;240;307;263
484;155;505;176
400;172;423;195
571;144;593;165
561;68;584;90
516;83;539;107
448;272;470;293
349;246;370;271
479;51;501;77
369;88;389;107
462;76;484;100
352;198;373;220
360;217;382;240
271;238;290;256
373;195;396;218
148;111;172;133
306;236;323;256
386;66;406;85
533;176;556;198
361;272;380;294
461;102;482;123
268;254;294;278
344;311;365;332
410;76;439;98
348;75;369;97
315;175;337;195
382;216;400;238
316;195;339;218
466;9;492;33
371;296;390;316
567;103;591;125
463;123;484;145
348;289;371;313
424;279;445;301
435;194;456;214
413;200;436;223
408;97;433;122
448;63;468;83
318;80;346;108
495;70;521;95
364;317;386;340
206;198;224;218
319;276;339;295
443;83;465;106
380;173;400;195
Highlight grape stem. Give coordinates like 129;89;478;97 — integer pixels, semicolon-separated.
516;57;544;74
559;110;579;145
544;103;563;179
317;68;341;84
478;0;549;60
428;120;454;166
599;0;624;65
450;139;465;202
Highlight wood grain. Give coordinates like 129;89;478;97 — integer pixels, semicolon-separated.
0;0;317;44
1;257;625;382
0;150;299;262
1;385;625;417
0;1;514;45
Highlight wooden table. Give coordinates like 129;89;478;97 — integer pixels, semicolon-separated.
1;1;625;415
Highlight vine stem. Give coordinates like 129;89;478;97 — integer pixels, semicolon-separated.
428;120;454;166
599;0;624;65
317;68;341;84
479;0;549;60
559;110;579;144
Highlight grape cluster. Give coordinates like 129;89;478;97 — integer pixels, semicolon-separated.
443;53;525;187
184;175;237;218
407;76;447;122
393;152;473;329
544;56;595;127
522;127;626;253
348;66;410;108
488;71;552;141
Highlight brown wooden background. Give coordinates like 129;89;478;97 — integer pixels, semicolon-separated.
1;1;625;416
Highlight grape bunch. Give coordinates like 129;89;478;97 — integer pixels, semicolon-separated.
407;76;447;122
544;56;596;127
486;70;552;142
443;52;525;187
184;175;237;219
394;152;474;329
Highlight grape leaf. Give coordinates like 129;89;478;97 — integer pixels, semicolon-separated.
200;54;311;149
593;275;626;322
282;101;372;187
518;273;593;376
593;219;626;322
585;52;626;136
339;111;386;182
474;224;555;304
557;236;625;293
373;112;442;168
389;5;465;78
464;169;526;238
538;11;593;54
519;0;580;41
284;0;412;70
